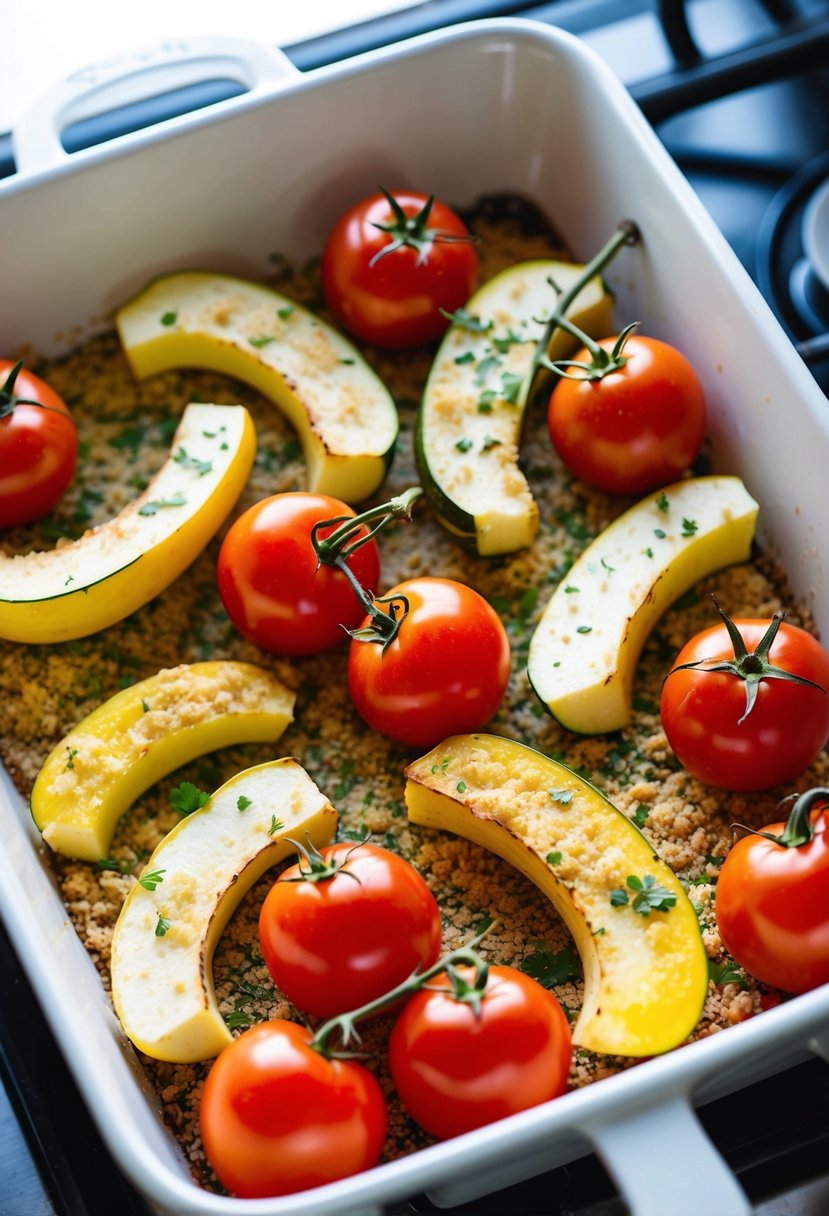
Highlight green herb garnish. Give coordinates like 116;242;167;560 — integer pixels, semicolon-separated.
138;492;187;517
237;795;252;812
170;782;210;816
138;868;166;892
610;874;677;916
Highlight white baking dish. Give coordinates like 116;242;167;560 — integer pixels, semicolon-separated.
1;20;828;1216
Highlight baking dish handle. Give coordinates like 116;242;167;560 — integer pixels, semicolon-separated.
581;1093;752;1216
11;35;298;177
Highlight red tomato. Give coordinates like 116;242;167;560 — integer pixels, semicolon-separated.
200;1019;387;1198
321;189;479;349
216;492;380;656
0;360;77;528
716;793;829;993
547;334;706;495
259;841;442;1020
660;616;829;791
388;964;571;1140
347;576;511;749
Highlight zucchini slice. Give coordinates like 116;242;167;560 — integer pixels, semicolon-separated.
417;260;612;555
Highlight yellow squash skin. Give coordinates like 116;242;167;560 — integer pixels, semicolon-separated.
110;759;337;1063
0;403;255;644
527;476;759;734
31;661;295;861
405;734;708;1057
116;271;399;503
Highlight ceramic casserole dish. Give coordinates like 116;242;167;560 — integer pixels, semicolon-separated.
1;19;828;1216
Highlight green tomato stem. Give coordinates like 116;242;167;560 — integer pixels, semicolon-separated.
766;787;829;848
311;929;493;1057
527;220;640;393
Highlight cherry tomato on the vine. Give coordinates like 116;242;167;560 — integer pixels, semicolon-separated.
259;841;443;1020
347;576;511;749
547;334;706;495
216;492;380;656
388;964;571;1140
321;189;479;349
0;360;77;528
660;612;829;791
199;1019;387;1198
716;790;829;993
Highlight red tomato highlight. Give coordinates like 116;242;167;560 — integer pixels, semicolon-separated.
661;617;829;791
322;189;478;349
199;1020;387;1198
547;334;706;495
388;964;571;1140
347;577;511;749
259;841;442;1019
216;492;380;656
0;360;77;528
716;797;829;993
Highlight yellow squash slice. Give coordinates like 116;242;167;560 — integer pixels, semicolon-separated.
31;661;295;861
0;403;254;643
406;733;708;1058
111;759;337;1062
116;271;398;503
527;476;759;734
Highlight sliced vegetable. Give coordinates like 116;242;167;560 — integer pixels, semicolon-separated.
116;271;398;503
0;403;254;643
110;759;337;1062
417;257;612;554
31;661;295;861
405;733;708;1057
527;475;759;734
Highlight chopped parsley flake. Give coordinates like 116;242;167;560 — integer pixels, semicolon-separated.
278;306;295;320
249;335;274;348
454;350;475;365
267;816;284;836
477;390;496;413
455;438;473;453
475;354;501;384
519;942;581;988
138;492;187;516
632;804;650;828
643;546;654;558
548;789;573;805
546;851;563;865
576;625;592;634
682;517;699;536
225;1010;252;1030
481;435;502;452
443;307;492;334
654;527;667;539
600;557;615;573
160;311;177;327
65;746;78;770
656;491;670;512
155;914;171;937
456;781;467;794
237;795;252;811
170;782;210;816
564;585;579;594
142;699;150;713
173;447;213;477
610;874;677;916
500;370;524;403
138;868;166;892
65;575;74;586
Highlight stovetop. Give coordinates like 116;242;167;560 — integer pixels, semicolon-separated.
2;3;829;1214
